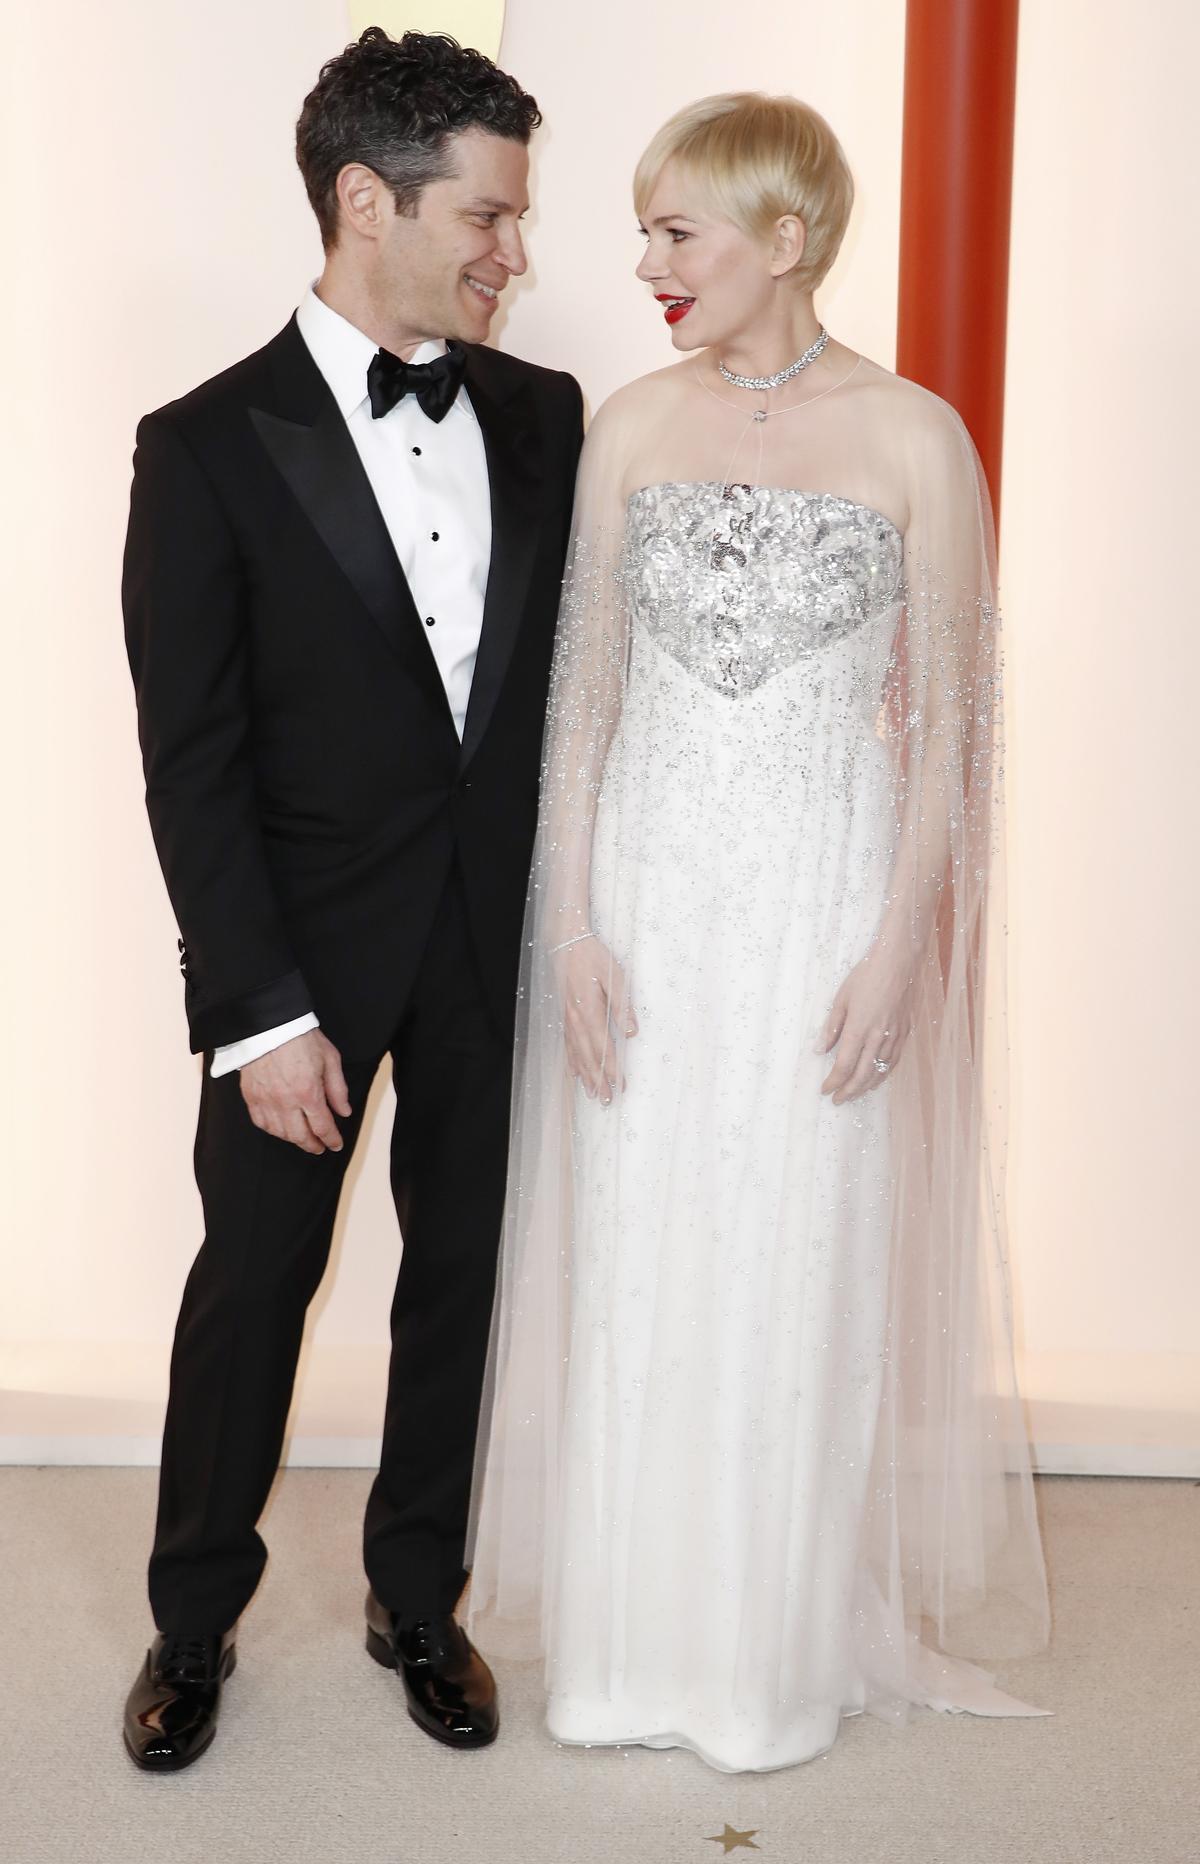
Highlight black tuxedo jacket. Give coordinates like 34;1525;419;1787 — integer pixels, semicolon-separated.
123;315;584;1058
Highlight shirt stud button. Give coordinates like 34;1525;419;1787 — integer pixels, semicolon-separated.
412;446;422;456
425;616;436;627
431;532;439;541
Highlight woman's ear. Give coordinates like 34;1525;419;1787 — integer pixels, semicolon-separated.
769;214;807;280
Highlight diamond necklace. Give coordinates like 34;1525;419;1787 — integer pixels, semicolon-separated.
717;326;830;391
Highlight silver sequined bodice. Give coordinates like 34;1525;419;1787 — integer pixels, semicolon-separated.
625;482;903;698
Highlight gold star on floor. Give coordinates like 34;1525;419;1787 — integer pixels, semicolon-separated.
705;1826;761;1855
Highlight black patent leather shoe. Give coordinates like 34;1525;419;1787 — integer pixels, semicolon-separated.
365;1590;498;1748
123;1630;237;1772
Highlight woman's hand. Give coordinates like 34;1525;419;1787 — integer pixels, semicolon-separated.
555;935;637;1106
818;944;915;1106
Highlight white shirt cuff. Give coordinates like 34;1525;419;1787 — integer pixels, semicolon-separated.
210;1013;320;1078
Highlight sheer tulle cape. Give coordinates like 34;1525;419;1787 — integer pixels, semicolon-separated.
465;353;1049;1727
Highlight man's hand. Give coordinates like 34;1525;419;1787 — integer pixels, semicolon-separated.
239;1030;352;1154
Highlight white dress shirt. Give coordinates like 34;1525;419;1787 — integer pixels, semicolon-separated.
211;286;493;1078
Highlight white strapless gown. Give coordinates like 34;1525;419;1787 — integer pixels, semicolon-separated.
541;483;1042;1771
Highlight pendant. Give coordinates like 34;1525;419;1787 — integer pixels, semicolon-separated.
753;409;767;423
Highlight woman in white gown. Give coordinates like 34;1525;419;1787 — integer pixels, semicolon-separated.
467;92;1050;1773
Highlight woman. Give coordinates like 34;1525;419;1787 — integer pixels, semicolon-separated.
467;92;1050;1773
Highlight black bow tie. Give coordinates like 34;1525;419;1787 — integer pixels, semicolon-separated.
366;342;467;424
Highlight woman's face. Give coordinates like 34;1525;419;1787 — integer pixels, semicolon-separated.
635;160;777;354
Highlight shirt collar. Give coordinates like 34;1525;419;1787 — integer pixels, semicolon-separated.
295;285;460;420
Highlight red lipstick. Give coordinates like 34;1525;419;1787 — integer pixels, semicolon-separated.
655;294;695;325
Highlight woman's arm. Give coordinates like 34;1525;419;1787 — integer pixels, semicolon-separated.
820;398;998;1103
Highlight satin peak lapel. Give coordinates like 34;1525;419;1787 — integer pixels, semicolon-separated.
250;327;452;728
459;362;543;769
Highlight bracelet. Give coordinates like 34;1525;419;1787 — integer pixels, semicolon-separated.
549;931;596;956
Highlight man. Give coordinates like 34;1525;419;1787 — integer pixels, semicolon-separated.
121;28;583;1769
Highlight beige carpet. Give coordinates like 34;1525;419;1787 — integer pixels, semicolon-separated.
0;1470;1194;1864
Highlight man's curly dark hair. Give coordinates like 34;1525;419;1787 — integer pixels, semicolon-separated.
296;28;541;250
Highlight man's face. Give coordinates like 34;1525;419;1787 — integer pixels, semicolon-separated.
377;128;530;344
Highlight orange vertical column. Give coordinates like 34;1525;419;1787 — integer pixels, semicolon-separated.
896;0;1019;527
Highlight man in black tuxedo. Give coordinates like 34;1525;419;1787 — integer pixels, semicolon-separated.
120;29;582;1769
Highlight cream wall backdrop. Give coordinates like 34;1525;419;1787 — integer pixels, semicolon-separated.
1000;0;1200;1467
2;0;1196;1472
350;0;504;56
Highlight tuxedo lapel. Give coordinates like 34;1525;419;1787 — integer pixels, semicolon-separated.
250;319;453;729
459;352;544;770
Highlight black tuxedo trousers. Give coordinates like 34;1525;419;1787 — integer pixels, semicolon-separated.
151;867;507;1631
124;319;584;1631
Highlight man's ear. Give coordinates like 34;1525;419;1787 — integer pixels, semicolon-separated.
333;164;393;242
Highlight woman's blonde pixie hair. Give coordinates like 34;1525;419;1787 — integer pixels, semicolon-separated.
634;92;854;294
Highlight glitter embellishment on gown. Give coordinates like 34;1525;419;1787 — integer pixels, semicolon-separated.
544;484;908;1771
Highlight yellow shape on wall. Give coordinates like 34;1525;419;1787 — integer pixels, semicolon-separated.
347;3;506;61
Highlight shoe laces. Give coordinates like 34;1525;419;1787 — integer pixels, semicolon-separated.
404;1618;455;1666
156;1635;216;1683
